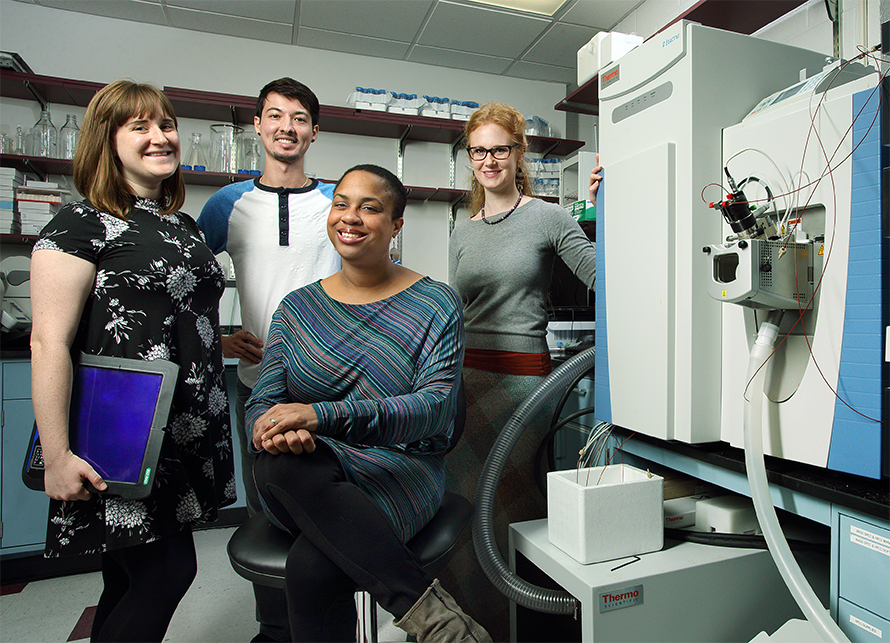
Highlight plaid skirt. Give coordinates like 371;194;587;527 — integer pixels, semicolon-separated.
440;366;556;642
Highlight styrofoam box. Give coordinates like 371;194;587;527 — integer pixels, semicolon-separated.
548;464;663;564
577;31;642;85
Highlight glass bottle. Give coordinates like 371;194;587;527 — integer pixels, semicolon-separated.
33;109;58;158
14;125;25;155
182;132;207;171
238;132;263;174
59;114;80;160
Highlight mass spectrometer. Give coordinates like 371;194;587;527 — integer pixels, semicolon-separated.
705;64;884;479
595;20;828;444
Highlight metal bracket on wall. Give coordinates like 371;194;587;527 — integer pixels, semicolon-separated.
396;126;412;180
449;138;465;189
448;195;465;235
22;159;46;182
22;80;47;111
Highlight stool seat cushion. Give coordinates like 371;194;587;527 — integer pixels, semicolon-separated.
227;491;473;590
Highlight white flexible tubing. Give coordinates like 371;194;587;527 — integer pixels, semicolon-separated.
743;314;849;643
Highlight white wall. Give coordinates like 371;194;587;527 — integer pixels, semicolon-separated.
0;0;575;283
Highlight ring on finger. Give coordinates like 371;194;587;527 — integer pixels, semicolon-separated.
270;418;277;425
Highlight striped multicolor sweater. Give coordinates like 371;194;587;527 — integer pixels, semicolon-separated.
246;277;464;541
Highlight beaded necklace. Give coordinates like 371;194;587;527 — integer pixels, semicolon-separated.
480;189;523;225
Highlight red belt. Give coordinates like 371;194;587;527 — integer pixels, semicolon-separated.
463;348;552;376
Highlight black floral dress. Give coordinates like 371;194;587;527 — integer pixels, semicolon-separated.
33;197;236;557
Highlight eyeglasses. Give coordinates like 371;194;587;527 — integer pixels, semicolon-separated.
466;144;520;161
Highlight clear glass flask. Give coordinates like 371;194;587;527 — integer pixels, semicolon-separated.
59;114;80;160
182;132;208;171
33;109;58;158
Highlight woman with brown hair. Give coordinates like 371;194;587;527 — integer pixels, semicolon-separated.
445;101;600;639
30;79;235;642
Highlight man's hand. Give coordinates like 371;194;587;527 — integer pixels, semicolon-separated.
222;330;264;363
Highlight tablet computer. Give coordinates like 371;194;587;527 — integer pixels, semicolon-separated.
23;353;179;500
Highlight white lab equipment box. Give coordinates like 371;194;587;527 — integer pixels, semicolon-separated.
716;70;883;478
547;464;663;564
511;519;810;643
596;21;827;444
576;31;642;86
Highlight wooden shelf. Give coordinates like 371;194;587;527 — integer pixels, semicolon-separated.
665;0;809;38
0;154;72;179
164;85;584;155
0;70;105;108
555;0;809;115
181;168;254;187
0;154;255;188
2;71;585;199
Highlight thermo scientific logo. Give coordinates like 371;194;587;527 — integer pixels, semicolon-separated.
599;584;644;613
600;65;620;90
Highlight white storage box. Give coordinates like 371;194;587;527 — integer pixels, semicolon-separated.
420;95;450;119
663;496;696;528
346;87;389;112
695;495;761;535
577;31;642;85
450;100;478;121
387;92;424;116
548;464;663;564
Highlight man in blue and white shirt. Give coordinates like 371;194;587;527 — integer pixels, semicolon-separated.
197;77;340;643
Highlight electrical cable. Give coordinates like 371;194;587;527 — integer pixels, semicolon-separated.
533;405;597;497
664;528;829;553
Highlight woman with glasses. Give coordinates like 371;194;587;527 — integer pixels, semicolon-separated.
444;101;600;640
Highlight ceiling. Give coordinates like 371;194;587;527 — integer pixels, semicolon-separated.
13;0;645;86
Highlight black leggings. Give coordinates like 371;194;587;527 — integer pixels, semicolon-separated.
91;528;197;642
254;441;432;643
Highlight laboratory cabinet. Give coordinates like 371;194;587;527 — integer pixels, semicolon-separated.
1;357;47;555
610;430;888;643
509;519;808;643
558;151;598;208
835;511;890;642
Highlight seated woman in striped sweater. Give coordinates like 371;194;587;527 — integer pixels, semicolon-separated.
246;164;490;643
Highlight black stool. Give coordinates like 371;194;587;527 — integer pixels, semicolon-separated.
227;381;471;641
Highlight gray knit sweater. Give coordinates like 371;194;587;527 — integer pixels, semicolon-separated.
449;197;596;355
